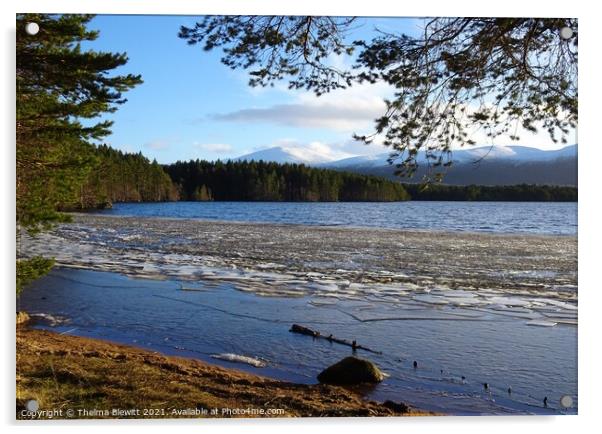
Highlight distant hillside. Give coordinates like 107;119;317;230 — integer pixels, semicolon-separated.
236;145;577;186
349;157;577;186
323;145;577;186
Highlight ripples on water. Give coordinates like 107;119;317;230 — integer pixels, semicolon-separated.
96;201;577;235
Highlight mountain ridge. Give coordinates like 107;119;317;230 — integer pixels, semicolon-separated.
233;144;577;186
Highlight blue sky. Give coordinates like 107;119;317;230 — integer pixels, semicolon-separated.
84;15;573;164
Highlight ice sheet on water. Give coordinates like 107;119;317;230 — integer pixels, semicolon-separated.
255;262;286;269
412;294;450;305
305;282;339;292
18;214;577;327
210;353;267;368
488;304;533;313
119;234;142;241
446;297;490;308
488;297;533;308
537;299;577;310
539;310;577;319
430;289;477;298
526;320;557;327
29;313;70;326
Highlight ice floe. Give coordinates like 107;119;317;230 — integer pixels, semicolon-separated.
210;353;267;368
18;214;578;326
526;320;558;327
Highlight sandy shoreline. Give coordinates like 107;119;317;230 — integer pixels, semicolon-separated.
17;326;433;419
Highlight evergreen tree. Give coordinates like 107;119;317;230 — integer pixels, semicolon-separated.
401;183;576;202
164;159;411;202
75;145;178;208
16;14;142;292
193;184;213;201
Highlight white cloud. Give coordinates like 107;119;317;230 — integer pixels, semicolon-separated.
210;101;383;132
209;82;392;133
193;143;233;153
209;58;575;152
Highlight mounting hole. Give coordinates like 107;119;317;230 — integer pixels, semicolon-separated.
25;399;39;412
560;395;574;408
25;22;39;35
560;27;573;40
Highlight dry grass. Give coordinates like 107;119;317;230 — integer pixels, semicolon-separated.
16;327;433;419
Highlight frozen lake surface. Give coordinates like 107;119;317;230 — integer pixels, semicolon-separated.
19;268;577;415
18;213;578;415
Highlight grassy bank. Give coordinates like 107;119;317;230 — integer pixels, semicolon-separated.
16;327;432;419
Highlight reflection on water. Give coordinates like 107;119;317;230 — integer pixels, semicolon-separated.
18;268;577;416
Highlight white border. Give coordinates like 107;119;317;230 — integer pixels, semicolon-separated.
6;0;583;18
2;1;600;434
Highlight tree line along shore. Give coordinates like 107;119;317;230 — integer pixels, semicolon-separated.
61;145;577;210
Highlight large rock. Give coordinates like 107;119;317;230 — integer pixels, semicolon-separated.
317;356;385;385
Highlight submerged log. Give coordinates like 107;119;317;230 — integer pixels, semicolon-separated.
289;324;382;354
290;324;319;337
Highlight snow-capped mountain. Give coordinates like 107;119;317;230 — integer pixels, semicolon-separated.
321;153;390;169
321;144;577;168
235;147;306;164
233;144;577;186
237;144;576;166
235;145;351;165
